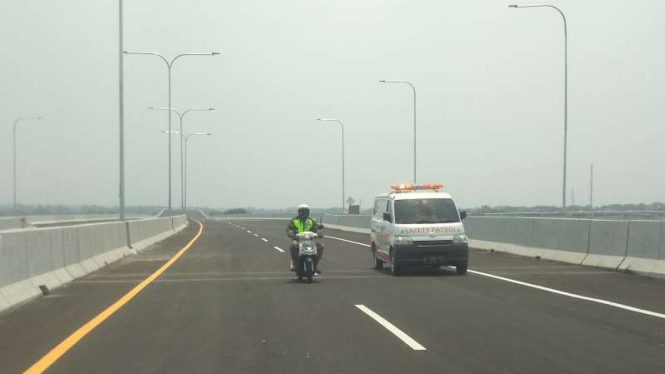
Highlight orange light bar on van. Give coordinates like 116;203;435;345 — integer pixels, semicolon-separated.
391;183;443;191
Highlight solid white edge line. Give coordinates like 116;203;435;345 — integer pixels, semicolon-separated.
327;235;371;247
274;246;285;253
355;305;426;351
329;234;665;321
262;238;269;242
464;269;665;320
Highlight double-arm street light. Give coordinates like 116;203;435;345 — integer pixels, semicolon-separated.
316;119;345;213
149;107;214;212
380;80;417;184
13;116;43;213
162;131;212;212
124;50;219;212
509;4;569;210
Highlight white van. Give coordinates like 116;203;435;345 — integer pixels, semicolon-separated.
370;184;469;275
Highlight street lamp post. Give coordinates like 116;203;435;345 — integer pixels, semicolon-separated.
118;0;125;221
509;4;569;211
13;116;43;213
316;119;345;213
162;131;212;212
380;80;417;184
149;107;214;212
124;50;219;213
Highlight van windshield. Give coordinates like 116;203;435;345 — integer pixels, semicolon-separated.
394;198;460;224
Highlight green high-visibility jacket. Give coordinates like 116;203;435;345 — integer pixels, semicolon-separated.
287;216;318;237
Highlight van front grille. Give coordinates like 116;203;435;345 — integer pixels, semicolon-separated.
414;240;453;247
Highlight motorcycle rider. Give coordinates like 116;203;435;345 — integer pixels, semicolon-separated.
287;204;325;274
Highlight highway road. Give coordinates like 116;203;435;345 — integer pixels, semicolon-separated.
1;218;664;374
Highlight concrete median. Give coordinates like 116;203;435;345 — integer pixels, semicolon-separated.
172;215;188;233
47;227;74;285
62;226;86;279
76;224;103;273
467;217;532;257
553;219;591;264
127;219;155;251
617;221;664;278
171;215;187;232
153;217;175;243
582;220;630;269
0;218;31;232
657;220;665;277
25;228;62;291
322;214;371;234
0;231;41;310
1;216;188;313
100;222;131;264
128;216;183;251
463;217;592;265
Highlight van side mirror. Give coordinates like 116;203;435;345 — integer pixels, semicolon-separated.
459;210;467;220
383;212;392;223
318;224;324;229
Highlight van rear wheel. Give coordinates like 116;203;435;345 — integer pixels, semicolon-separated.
456;264;468;275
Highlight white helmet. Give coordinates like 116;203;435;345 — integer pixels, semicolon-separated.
297;203;310;216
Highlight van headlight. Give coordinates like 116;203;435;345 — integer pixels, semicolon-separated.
394;236;413;245
453;234;468;244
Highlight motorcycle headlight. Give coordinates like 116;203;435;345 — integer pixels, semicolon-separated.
394;236;413;245
453;234;468;244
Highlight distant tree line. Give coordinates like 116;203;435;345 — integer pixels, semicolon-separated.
470;202;665;214
0;205;163;217
205;206;349;216
207;208;251;216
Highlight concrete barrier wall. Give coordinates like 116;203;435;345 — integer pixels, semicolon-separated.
464;216;665;277
25;214;150;225
0;231;39;307
321;214;371;233
172;216;189;232
323;214;665;279
582;220;629;269
0;215;188;313
617;221;664;277
128;216;183;251
0;218;32;232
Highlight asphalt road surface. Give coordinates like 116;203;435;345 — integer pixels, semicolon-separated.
1;218;664;374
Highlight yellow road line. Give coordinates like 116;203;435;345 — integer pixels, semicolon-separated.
22;219;205;374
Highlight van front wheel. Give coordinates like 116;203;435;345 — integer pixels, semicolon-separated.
373;251;384;270
390;252;400;276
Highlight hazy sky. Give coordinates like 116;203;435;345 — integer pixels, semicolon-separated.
1;0;663;210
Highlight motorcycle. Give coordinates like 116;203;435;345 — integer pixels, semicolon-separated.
293;227;323;283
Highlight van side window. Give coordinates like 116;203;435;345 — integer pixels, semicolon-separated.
373;200;381;218
383;200;391;221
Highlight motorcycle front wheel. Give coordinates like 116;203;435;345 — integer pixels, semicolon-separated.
305;259;314;283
